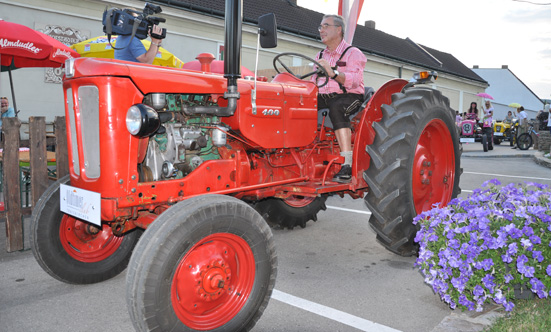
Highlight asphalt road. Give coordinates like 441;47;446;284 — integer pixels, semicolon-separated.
1;144;551;332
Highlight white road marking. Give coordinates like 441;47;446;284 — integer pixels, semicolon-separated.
272;289;402;332
464;171;551;181
327;205;371;215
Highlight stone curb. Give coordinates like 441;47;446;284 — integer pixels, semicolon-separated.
430;304;505;332
533;151;551;169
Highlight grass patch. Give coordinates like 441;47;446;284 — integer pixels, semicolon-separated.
484;297;551;332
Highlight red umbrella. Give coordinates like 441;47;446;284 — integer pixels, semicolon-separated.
0;19;80;114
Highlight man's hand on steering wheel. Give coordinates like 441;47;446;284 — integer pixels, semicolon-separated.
272;52;330;88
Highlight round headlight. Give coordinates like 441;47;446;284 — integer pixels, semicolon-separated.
126;104;160;137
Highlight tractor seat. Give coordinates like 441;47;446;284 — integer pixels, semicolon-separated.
318;87;375;128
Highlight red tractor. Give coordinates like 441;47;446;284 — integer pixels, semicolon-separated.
31;1;461;331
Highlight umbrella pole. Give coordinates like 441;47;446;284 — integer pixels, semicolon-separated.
7;66;18;117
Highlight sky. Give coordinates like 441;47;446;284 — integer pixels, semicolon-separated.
297;0;551;100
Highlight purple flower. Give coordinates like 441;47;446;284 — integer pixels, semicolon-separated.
521;238;533;250
459;294;475;310
504;224;523;239
451;277;466;292
482;274;496;291
414;182;551;313
473;285;485;297
482;258;494;271
530;235;541;244
529;278;548;298
493;289;506;304
501;253;513;264
503;301;515;312
507;242;518;255
519;264;535;278
522;226;534;237
483;179;501;187
532;250;544;263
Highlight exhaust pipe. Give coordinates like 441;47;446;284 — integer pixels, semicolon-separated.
224;0;242;87
181;0;241;117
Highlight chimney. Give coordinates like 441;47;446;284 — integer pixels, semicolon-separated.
502;65;508;69
473;65;479;69
365;20;376;29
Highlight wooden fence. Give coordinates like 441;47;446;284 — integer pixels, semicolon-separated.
1;116;68;252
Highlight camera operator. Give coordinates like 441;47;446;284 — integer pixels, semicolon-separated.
114;24;164;64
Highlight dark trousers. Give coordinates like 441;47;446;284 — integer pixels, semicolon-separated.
482;127;493;148
318;93;363;130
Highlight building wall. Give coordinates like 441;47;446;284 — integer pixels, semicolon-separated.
472;68;543;120
1;0;486;124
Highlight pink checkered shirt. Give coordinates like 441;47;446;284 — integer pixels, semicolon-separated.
313;40;367;95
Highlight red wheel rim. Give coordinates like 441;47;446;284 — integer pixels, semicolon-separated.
59;215;123;262
412;119;455;213
171;233;255;330
284;195;315;208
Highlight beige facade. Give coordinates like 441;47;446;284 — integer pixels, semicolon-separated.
1;0;487;124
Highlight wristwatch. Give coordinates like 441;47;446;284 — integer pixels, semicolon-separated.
332;70;339;79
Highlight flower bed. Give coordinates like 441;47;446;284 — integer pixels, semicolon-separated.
414;180;551;312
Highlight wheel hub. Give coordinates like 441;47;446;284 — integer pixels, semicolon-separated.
59;215;123;262
196;259;232;301
171;233;255;329
413;119;455;213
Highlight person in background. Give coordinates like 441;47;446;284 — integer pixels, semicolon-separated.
465;102;479;121
512;106;528;149
313;14;367;182
504;110;514;124
481;100;494;151
545;104;551;158
114;24;163;64
455;110;462;127
0;96;16;131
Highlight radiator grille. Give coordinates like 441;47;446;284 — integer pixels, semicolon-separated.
67;86;101;179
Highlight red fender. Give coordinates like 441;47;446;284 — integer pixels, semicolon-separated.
352;79;408;186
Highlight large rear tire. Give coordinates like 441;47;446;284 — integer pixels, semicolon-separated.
127;195;276;332
30;176;141;284
364;87;461;256
254;195;327;229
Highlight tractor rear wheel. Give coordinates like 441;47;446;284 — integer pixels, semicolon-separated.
254;195;327;229
30;176;141;284
364;87;461;256
127;195;276;332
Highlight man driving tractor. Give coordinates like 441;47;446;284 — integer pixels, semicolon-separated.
313;14;367;182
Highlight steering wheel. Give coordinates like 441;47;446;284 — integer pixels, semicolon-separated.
273;52;329;88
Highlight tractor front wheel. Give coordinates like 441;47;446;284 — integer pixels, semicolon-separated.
254;195;327;229
364;87;461;256
30;176;141;284
126;195;276;332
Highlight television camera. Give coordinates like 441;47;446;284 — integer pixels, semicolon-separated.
103;2;167;40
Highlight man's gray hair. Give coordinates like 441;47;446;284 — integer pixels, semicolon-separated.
323;14;345;38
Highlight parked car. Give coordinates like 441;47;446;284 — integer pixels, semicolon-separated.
493;118;518;146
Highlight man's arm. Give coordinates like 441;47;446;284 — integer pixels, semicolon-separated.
136;25;163;64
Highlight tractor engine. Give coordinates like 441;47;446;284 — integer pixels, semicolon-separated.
140;93;228;181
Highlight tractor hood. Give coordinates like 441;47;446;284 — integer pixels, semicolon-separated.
66;57;230;95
